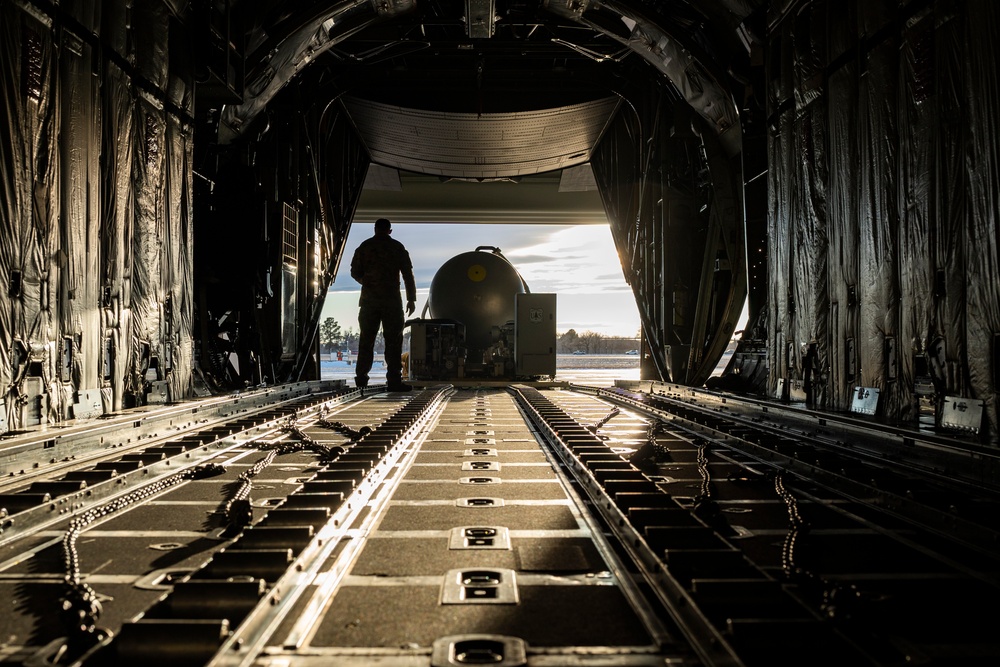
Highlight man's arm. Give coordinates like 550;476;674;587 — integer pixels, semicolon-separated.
350;245;363;284
402;249;417;315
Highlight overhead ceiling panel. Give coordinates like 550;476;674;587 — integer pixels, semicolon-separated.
343;96;621;179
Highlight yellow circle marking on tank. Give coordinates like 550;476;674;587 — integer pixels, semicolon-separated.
468;264;487;282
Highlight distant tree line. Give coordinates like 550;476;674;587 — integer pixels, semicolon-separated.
319;317;373;354
557;329;640;354
319;317;639;356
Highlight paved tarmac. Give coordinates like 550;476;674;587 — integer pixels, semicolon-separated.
320;354;641;387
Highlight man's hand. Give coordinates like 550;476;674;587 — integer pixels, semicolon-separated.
406;300;416;316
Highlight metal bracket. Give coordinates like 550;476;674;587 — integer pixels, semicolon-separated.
850;387;880;415
440;569;518;605
941;396;984;434
449;525;511;550
461;460;500;472
463;448;497;456
431;634;527;666
459;476;500;485
456;497;504;507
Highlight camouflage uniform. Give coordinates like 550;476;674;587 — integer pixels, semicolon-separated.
350;227;416;388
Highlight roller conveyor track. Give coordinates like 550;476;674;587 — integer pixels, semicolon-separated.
530;383;1000;667
0;386;703;667
0;383;997;667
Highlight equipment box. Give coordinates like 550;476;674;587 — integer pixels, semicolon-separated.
515;293;556;378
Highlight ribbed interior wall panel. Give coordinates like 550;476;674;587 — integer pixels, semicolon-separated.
344;96;621;178
767;0;1000;442
0;0;194;427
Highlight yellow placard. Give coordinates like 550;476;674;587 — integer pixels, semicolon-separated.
468;264;487;282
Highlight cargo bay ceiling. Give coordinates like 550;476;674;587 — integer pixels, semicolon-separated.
214;0;753;152
191;0;765;394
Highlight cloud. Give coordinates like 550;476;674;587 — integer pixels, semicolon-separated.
594;272;630;283
505;253;558;265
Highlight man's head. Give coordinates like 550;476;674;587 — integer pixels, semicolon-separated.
374;218;392;234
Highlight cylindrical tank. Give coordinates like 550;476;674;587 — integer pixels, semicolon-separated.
427;248;526;351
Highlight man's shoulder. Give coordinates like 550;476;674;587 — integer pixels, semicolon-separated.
353;236;382;255
371;236;408;254
353;234;409;263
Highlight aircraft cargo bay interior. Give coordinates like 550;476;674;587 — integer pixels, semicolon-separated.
1;2;999;666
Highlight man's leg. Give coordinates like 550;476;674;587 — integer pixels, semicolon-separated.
355;304;380;388
382;301;406;388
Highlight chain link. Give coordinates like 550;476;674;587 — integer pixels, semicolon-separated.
775;470;806;580
586;406;621;434
628;419;668;472
691;439;713;505
59;463;226;653
315;418;372;442
774;471;861;620
224;449;278;530
222;420;349;529
53;411;375;661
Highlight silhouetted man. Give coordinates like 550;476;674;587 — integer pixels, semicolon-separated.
350;218;417;391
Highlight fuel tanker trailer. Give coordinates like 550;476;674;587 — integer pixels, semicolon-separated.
407;246;556;381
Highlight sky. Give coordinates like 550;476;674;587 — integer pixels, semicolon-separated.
321;223;644;338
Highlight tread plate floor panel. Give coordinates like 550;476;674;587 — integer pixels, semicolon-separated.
298;388;658;655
